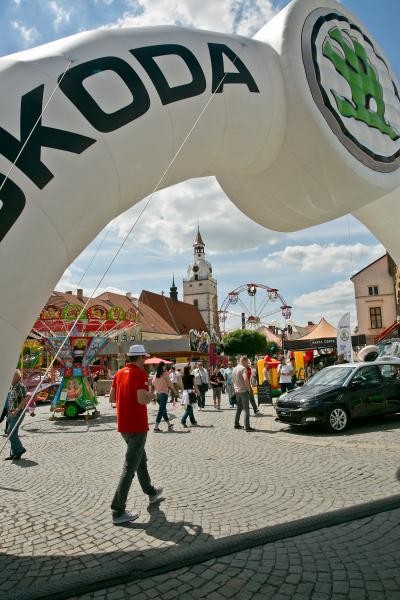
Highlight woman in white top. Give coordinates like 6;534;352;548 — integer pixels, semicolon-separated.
277;357;293;393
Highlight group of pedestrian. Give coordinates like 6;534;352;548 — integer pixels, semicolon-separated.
146;358;259;431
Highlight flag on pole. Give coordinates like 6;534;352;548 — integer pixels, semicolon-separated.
337;313;352;362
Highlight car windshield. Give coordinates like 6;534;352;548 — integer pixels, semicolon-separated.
306;366;356;387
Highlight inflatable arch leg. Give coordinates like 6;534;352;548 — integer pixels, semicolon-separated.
0;0;399;411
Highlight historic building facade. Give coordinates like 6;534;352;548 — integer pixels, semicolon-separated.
351;254;398;344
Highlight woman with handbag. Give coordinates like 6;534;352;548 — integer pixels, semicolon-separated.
152;362;174;432
181;365;200;428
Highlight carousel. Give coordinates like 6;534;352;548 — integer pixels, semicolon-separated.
31;303;136;418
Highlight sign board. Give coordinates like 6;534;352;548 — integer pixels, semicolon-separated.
285;335;366;351
257;383;272;405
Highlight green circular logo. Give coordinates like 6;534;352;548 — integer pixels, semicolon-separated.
302;9;400;172
340;329;350;342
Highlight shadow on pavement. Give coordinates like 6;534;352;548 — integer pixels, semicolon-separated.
125;502;213;545
0;507;214;600
9;458;39;468
21;414;118;435
3;495;400;600
246;429;280;434
280;413;400;438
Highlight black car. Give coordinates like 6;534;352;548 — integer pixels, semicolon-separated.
275;362;400;433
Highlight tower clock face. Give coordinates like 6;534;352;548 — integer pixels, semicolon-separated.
192;265;199;272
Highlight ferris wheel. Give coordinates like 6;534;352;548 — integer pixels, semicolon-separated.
218;283;291;333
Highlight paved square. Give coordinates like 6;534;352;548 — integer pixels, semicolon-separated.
1;392;400;599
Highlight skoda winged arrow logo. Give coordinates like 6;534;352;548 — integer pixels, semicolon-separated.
340;330;350;342
302;9;400;172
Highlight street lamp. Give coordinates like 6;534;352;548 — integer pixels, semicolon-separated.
273;323;293;354
276;326;288;353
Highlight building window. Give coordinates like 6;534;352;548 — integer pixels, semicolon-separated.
194;275;198;281
368;285;379;296
370;306;382;329
193;299;199;308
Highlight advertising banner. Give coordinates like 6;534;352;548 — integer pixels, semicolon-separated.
337;312;352;362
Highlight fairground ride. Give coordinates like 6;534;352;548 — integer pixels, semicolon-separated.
218;283;291;334
31;303;136;418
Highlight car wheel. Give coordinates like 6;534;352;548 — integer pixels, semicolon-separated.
326;406;349;433
64;401;79;419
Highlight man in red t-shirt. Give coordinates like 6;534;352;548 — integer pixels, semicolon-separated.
110;344;163;525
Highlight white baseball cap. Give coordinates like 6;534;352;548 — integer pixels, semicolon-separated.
126;344;150;357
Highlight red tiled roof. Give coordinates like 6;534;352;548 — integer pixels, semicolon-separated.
137;302;177;335
97;292;176;335
140;290;207;334
46;292;114;311
96;292;137;312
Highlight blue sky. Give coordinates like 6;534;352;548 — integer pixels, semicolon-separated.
1;0;398;331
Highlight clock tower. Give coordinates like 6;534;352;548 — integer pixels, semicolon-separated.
183;227;219;333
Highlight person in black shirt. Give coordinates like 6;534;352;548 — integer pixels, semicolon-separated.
181;366;200;428
210;367;224;410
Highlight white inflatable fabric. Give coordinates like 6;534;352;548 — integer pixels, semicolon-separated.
0;0;399;412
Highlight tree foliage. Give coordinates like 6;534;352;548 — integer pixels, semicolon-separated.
222;329;269;358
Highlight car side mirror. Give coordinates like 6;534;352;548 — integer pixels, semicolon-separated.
350;377;363;387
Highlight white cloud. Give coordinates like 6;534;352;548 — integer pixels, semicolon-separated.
56;266;138;298
11;20;40;45
103;0;276;36
108;177;282;256
47;0;71;31
262;243;384;275
293;280;357;327
56;267;79;293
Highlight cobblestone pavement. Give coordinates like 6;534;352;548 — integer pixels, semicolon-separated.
1;392;400;599
70;507;400;600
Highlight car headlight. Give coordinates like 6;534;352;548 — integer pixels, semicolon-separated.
304;397;323;406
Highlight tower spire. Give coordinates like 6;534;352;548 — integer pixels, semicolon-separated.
170;273;178;301
193;226;205;255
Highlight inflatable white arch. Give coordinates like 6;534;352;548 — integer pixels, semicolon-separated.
0;0;399;411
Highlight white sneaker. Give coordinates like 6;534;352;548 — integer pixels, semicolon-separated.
112;511;139;525
149;485;163;504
